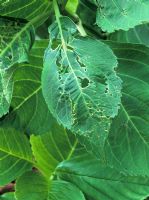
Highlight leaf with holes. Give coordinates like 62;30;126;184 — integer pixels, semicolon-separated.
102;42;149;176
42;16;122;157
0;17;34;117
96;0;149;33
0;40;54;135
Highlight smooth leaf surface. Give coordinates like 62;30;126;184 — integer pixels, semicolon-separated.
65;0;79;15
104;42;149;175
57;152;149;200
49;180;85;200
109;24;149;47
96;0;149;32
15;171;49;200
42;16;122;157
0;128;33;186
30;122;77;177
1;40;53;135
0;0;51;27
0;193;15;200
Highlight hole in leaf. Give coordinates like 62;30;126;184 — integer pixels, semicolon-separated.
81;78;89;88
51;39;61;50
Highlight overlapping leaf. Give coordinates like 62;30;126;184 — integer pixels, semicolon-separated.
42;16;122;157
0;193;15;200
30;122;77;177
0;128;33;186
0;0;51;27
0;17;34;117
57;151;149;200
1;40;53;135
103;42;149;175
109;24;149;47
49;180;85;200
96;0;149;33
15;171;49;200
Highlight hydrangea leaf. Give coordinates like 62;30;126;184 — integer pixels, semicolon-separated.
42;16;122;157
1;40;53;135
15;171;49;200
96;0;149;33
0;17;34;117
0;0;51;27
109;24;149;47
0;128;33;186
104;42;149;176
57;151;149;200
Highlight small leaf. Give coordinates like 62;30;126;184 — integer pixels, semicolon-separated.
49;180;85;200
104;42;149;176
15;171;49;200
65;0;79;16
42;16;122;157
96;0;149;32
0;128;33;186
0;193;15;200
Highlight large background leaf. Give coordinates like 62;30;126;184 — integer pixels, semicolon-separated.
57;151;149;200
109;24;149;47
42;16;122;157
103;42;149;175
0;0;51;27
96;0;149;32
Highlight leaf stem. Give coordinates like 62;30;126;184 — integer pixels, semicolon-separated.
0;183;15;195
53;0;66;49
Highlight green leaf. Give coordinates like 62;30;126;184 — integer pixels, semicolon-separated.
103;42;149;175
0;17;34;117
0;193;15;200
1;40;54;135
42;16;122;157
30;122;77;177
0;17;34;70
77;0;101;37
15;171;49;200
0;128;33;186
96;0;149;33
49;180;85;200
57;152;149;200
65;0;79;16
109;24;149;47
0;0;51;27
0;67;14;118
